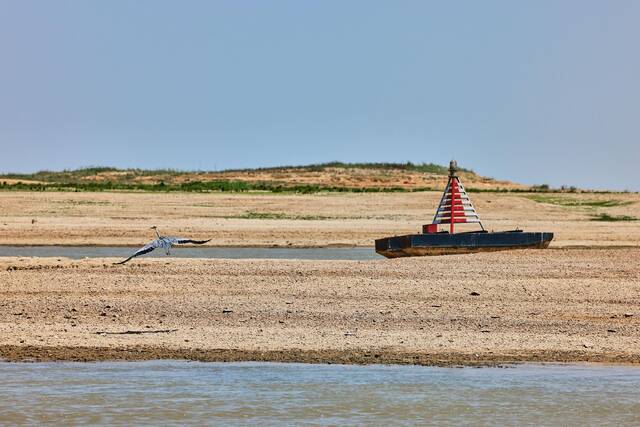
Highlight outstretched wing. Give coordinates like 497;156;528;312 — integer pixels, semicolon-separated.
175;238;211;245
114;243;157;265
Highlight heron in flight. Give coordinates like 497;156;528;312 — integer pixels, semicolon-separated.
115;226;211;265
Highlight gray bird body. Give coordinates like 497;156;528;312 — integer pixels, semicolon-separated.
115;227;211;264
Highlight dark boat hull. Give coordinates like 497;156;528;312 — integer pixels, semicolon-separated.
375;231;553;258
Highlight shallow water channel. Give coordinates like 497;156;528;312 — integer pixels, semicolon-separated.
0;362;639;425
0;246;381;260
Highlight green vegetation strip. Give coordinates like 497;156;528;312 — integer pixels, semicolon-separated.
0;180;628;194
0;180;433;194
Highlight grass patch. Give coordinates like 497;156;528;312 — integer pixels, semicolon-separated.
527;195;633;208
240;211;289;220
590;213;638;222
56;199;111;206
236;211;333;220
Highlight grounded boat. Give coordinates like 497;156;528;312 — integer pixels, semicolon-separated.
375;160;553;258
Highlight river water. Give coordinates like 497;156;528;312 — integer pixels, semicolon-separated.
0;362;639;425
0;246;380;260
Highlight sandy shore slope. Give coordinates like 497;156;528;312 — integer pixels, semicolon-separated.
1;249;639;365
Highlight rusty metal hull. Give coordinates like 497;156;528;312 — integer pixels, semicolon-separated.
375;231;553;258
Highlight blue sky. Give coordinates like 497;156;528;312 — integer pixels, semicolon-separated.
1;1;638;190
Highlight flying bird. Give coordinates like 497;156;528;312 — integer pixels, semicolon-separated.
115;226;211;265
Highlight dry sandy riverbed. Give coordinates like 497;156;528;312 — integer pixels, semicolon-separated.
0;191;638;247
1;249;639;365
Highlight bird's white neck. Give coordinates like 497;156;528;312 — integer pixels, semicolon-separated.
154;228;161;239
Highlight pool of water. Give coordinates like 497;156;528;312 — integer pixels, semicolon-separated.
0;246;380;260
0;362;639;425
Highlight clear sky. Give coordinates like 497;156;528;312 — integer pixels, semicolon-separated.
1;1;638;190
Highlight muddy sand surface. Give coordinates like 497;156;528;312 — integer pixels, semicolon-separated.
1;249;639;365
0;191;638;247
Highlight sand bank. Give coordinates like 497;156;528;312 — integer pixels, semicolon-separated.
1;249;639;365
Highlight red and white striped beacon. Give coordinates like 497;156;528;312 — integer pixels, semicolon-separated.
377;159;553;257
423;160;484;234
